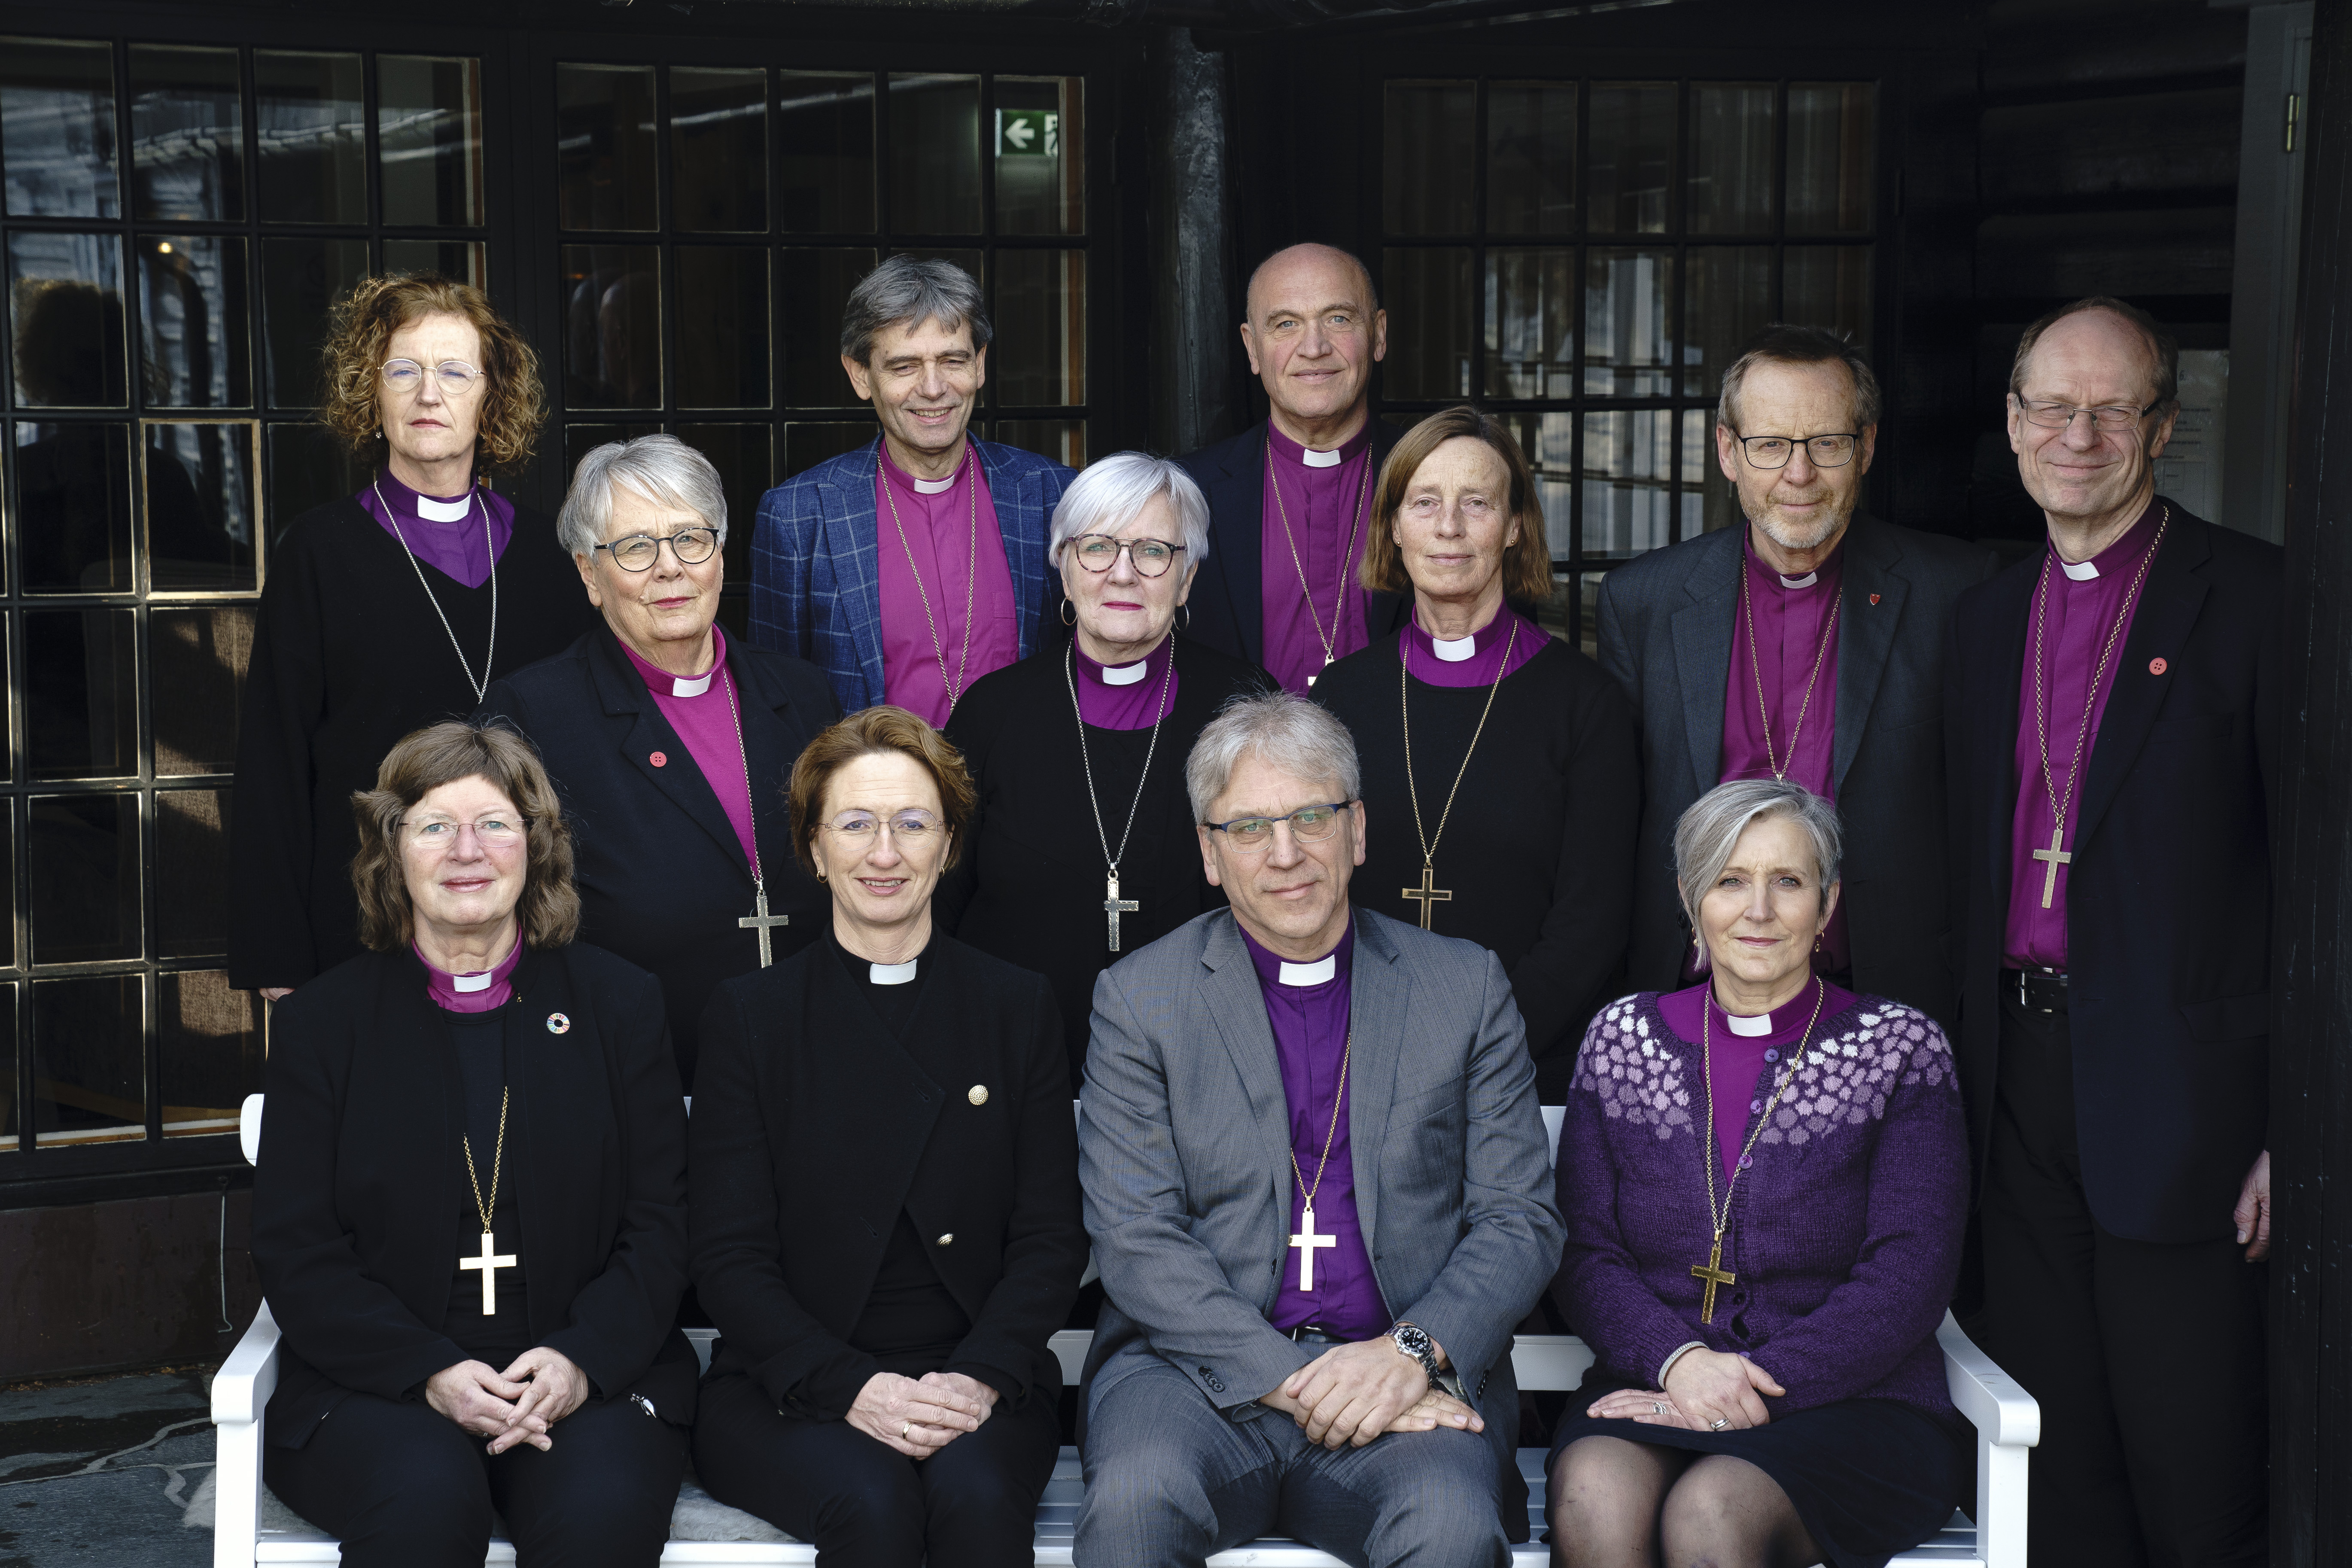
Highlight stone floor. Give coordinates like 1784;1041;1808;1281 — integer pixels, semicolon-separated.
0;1367;215;1568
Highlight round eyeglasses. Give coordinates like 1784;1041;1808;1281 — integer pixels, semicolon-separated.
594;527;721;572
1202;802;1354;851
1734;433;1859;471
1069;534;1187;578
2016;399;2163;432
381;359;483;395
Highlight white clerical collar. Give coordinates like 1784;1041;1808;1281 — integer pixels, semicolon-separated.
870;959;919;985
911;472;956;495
2060;556;2100;581
1432;633;1478;663
1278;954;1337;987
1778;571;1818;590
416;492;475;523
1299;446;1344;469
451;970;494;994
1101;658;1150;686
1722;1009;1773;1038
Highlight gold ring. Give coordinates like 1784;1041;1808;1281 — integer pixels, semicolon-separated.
900;1420;911;1439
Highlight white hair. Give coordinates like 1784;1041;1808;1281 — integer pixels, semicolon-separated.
1047;451;1211;569
1672;778;1844;934
1185;691;1358;824
558;435;729;557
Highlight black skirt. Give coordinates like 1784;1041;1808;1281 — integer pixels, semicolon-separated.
1546;1381;1974;1568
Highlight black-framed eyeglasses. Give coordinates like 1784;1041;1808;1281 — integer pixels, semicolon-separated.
1069;534;1187;578
1734;433;1860;471
2014;398;2165;432
1202;801;1355;850
381;359;482;394
594;527;721;572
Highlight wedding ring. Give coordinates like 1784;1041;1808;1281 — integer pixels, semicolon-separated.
1650;1401;1665;1415
1710;1417;1730;1431
900;1421;912;1439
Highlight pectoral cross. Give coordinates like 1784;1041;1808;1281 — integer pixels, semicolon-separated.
459;1229;517;1315
2030;826;2073;910
1403;863;1452;930
739;886;790;967
1104;874;1140;953
1691;1234;1736;1325
1307;655;1333;690
1289;1204;1338;1290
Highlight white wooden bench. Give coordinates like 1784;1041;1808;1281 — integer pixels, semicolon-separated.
213;1095;2035;1567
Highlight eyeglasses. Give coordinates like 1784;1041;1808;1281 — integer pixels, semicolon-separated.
1069;535;1187;577
2015;399;2163;432
1734;433;1859;471
381;359;483;395
821;809;944;847
401;815;524;849
1202;802;1354;850
594;527;720;572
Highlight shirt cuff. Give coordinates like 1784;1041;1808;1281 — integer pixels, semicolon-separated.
1655;1341;1708;1390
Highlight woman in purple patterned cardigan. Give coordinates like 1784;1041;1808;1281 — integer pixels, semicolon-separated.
1546;779;1971;1568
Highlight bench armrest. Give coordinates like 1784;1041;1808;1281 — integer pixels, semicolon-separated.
1936;1309;2039;1448
213;1301;281;1426
211;1303;280;1568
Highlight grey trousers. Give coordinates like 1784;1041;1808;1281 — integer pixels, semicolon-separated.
1074;1359;1510;1568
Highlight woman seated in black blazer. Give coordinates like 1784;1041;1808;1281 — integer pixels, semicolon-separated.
251;721;694;1568
690;704;1087;1568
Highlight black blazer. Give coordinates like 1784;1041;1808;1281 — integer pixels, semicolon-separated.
690;931;1087;1418
478;627;841;1090
1947;505;2280;1244
1597;514;1996;1029
1175;417;1413;668
251;943;695;1446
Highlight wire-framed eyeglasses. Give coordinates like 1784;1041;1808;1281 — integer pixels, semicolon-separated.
594;527;721;572
381;359;483;395
1068;535;1187;577
1733;433;1859;471
820;809;944;847
1202;802;1354;851
400;815;524;849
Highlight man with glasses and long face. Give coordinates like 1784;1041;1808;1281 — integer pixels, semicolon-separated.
1948;297;2279;1566
1073;691;1562;1568
1596;325;1994;1031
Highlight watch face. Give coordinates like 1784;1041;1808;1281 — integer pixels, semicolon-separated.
1393;1325;1431;1356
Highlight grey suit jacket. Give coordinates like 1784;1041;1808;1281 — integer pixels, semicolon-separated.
1595;514;1996;1030
1077;906;1563;1438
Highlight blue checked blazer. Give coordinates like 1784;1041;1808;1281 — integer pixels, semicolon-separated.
748;435;1076;713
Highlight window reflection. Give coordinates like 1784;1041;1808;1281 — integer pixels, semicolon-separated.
380;56;484;228
1381;247;1473;400
559;64;658;232
14;422;134;593
157;795;235;959
1581;410;1677;558
1498;413;1574;559
0;983;14;1149
676;423;773;585
561;245;661;409
1783;245;1873;347
676;247;770;409
1588;83;1674;234
161;970;259;1137
1787;85;1875;236
1683;246;1773;402
268;424;365;544
130;46;243;223
785;422;877;473
1583;248;1675;398
145;422;259;592
383;239;485;289
1384;82;1475;236
1488;83;1575;236
254;51;365;225
1687;84;1775;236
139;236;252;408
1;37;119;219
262;236;368;408
782;247;877;406
779;73;876;233
8;234;128;407
1687;406;1736;533
25;611;138;780
562;423;660;477
672;67;766;233
995;77;1083;237
1485;249;1575;399
994;249;1085;406
31;974;141;1145
29;797;142;962
152;609;253;776
888;75;980;235
991;420;1085;469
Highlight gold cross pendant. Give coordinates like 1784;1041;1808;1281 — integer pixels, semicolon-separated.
1691;1234;1736;1325
1403;863;1452;930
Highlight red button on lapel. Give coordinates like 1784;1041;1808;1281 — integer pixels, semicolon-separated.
650;751;668;767
2148;658;2168;676
1869;593;1881;605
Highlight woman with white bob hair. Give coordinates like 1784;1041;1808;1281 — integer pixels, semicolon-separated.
940;451;1273;1088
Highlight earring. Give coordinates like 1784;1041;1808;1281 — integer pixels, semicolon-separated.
1813;933;1824;953
1178;604;1192;633
1059;599;1076;627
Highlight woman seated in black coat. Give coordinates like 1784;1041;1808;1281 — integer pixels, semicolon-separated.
690;704;1088;1568
251;721;694;1568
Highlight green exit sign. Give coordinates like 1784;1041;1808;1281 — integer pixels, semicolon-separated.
995;110;1059;158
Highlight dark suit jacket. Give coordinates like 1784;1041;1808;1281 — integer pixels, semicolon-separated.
1597;514;1996;1029
478;627;841;1090
1946;505;2279;1243
1175;417;1412;667
251;944;695;1446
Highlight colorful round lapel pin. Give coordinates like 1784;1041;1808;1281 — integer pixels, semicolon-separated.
650;751;668;768
546;1012;572;1035
2148;657;2169;676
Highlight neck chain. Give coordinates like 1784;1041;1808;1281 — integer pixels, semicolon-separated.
1692;979;1826;1323
882;441;982;711
1397;613;1518;929
1064;639;1178;953
462;1085;510;1237
1267;434;1371;677
1739;548;1841;783
374;475;497;703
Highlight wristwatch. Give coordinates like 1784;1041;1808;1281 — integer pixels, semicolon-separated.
1388;1321;1465;1400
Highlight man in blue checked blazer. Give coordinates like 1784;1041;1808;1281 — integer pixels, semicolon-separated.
749;255;1076;719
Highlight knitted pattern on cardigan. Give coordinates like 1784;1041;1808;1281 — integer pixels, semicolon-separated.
1552;986;1967;1417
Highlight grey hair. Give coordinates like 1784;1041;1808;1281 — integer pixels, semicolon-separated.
1047;452;1211;569
1717;323;1883;432
1673;778;1844;934
1185;691;1360;824
558;435;729;558
839;254;993;367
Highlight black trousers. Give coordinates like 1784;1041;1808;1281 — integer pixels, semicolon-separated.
693;1370;1061;1568
265;1388;687;1568
1971;987;2267;1568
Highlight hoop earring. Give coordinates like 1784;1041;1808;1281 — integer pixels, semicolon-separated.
1177;604;1192;633
1060;599;1076;627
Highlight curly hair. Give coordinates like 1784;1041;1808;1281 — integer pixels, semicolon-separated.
788;706;976;880
350;721;579;952
317;274;545;472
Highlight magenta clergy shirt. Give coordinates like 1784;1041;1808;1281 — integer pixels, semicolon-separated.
1400;605;1546;688
1245;920;1387;1342
1073;635;1179;731
616;627;759;873
2003;500;2167;971
1657;976;1859;1190
416;935;524;1014
1260;423;1376;694
358;470;515;590
876;442;1021;726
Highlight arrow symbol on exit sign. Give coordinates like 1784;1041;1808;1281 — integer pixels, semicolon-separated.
1004;118;1036;150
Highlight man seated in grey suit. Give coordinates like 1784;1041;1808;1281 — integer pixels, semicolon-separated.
1073;691;1565;1568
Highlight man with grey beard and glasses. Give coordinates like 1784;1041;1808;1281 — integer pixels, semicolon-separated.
1595;325;1993;1032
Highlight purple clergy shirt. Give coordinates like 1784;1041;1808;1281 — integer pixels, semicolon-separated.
1074;634;1179;730
1657;977;1859;1192
1244;921;1387;1342
616;627;759;873
358;470;515;590
416;935;524;1014
2003;499;2167;970
1400;604;1546;688
1260;423;1376;694
876;442;1021;726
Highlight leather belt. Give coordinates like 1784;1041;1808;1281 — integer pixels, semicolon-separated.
2006;968;2069;1014
1290;1326;1348;1347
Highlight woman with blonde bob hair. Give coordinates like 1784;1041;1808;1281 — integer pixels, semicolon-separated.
1314;406;1640;1096
251;721;695;1568
231;272;597;1005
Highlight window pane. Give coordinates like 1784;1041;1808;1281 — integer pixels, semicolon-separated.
676;247;770;409
139;235;252;409
782;247;876;407
887;75;979;235
675;423;773;586
382;238;485;289
1581;409;1674;558
1583;247;1675;398
1684;245;1772;402
1381;247;1472;400
1588;83;1674;235
1680;406;1710;540
146;423;258;593
1497;412;1573;563
152;607;252;776
26;610;137;779
130;45;243;222
779;72;875;234
254;51;365;225
994;249;1085;406
0;811;16;961
995;77;1083;237
268;423;365;545
380;56;484;228
262;236;368;410
562;422;660;476
561;245;661;409
1787;84;1875;235
31;975;141;1145
672;67;766;233
9;232;128;407
1783;244;1873;346
558;63;657;232
156;794;233;959
1485;248;1574;399
15;423;132;593
30;797;141;962
161;969;259;1137
1384;82;1475;236
1687;83;1774;236
785;422;875;473
0;983;14;1150
991;420;1085;469
2;37;119;219
1488;82;1575;236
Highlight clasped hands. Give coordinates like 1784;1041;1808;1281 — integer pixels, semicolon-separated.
848;1370;999;1458
1259;1337;1483;1449
425;1346;590;1453
1584;1346;1784;1433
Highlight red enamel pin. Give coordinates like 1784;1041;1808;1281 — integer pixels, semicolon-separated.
1869;593;1881;605
650;751;668;767
2149;658;2169;676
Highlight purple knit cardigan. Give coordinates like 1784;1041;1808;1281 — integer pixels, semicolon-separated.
1551;988;1967;1417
